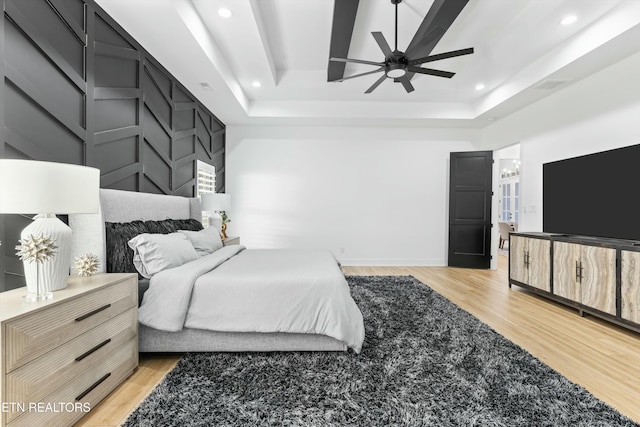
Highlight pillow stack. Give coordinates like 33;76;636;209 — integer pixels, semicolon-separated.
105;219;223;278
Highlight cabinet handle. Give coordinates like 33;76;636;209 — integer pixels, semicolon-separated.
75;339;111;362
75;304;111;322
579;261;584;283
575;260;585;283
575;261;580;283
75;372;111;401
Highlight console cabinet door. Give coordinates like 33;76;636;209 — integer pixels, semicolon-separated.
510;236;528;284
580;246;616;315
553;242;581;302
527;238;550;292
621;250;640;323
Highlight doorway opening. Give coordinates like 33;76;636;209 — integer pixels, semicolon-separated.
495;144;520;257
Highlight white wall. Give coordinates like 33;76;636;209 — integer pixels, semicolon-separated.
225;126;479;265
225;51;640;266
481;50;640;232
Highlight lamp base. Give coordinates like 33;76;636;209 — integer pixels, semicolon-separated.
21;214;72;292
23;291;54;302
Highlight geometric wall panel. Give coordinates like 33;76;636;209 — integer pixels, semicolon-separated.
1;0;225;291
95;55;139;88
174;109;196;132
95;99;139;133
143;110;171;159
95;137;138;175
10;0;85;78
4;84;84;165
174;135;196;160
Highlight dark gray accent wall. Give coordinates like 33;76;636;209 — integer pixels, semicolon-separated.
1;0;226;291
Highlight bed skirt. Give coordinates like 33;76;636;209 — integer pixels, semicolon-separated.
138;324;348;352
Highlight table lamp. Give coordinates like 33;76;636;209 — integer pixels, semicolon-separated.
0;160;99;300
200;192;231;238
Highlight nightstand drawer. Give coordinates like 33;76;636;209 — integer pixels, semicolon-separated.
4;277;136;372
7;337;137;427
5;308;137;414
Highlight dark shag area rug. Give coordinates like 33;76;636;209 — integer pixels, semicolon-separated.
123;276;639;426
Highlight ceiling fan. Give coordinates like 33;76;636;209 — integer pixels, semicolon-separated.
330;0;474;94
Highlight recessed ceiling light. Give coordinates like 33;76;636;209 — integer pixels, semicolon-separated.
560;15;577;26
475;83;485;91
252;81;262;88
218;8;233;18
199;82;214;91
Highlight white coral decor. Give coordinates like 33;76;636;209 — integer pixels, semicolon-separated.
15;234;57;264
74;253;100;277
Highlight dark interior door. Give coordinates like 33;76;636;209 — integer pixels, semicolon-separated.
448;151;493;268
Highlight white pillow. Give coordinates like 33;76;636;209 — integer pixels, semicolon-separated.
128;232;199;278
178;227;223;257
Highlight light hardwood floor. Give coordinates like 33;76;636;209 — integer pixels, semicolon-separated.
75;256;640;426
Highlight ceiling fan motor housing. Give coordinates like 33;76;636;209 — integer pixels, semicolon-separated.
385;59;407;78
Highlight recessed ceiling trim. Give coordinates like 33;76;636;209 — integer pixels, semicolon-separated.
249;0;278;86
533;79;571;90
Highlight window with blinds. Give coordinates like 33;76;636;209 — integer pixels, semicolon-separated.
196;160;216;196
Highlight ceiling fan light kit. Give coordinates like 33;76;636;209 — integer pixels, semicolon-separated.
330;0;474;94
385;62;407;79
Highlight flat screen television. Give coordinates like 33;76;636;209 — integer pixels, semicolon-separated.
543;143;640;241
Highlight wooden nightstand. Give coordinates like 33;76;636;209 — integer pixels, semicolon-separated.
0;273;138;427
222;236;240;246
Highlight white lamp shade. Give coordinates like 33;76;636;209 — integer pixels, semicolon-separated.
0;160;100;214
201;192;231;212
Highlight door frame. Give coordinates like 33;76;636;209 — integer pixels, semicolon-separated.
490;143;522;270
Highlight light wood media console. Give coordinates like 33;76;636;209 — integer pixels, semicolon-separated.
509;232;640;332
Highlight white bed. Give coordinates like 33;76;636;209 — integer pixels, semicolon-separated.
69;189;364;353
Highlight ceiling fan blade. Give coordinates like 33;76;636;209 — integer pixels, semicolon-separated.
365;74;387;94
327;0;360;82
371;32;394;58
408;66;455;78
409;47;474;66
405;27;445;58
405;0;470;59
330;57;385;67
398;76;415;93
337;67;384;82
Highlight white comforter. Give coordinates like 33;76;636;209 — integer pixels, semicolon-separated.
138;246;365;353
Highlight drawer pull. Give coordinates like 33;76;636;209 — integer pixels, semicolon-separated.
76;372;111;401
75;339;112;362
75;304;111;322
